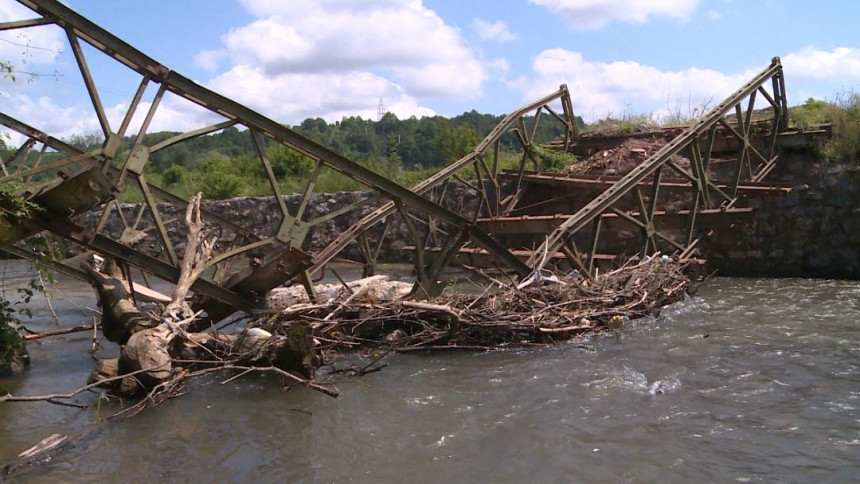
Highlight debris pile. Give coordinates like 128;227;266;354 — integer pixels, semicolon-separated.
258;255;693;356
572;137;688;176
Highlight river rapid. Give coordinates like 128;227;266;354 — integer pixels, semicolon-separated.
1;260;858;482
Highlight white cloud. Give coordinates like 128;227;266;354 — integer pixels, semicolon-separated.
205;65;435;124
513;46;860;122
221;0;485;99
1;0;456;140
1;92;97;141
782;47;860;80
472;18;517;43
194;49;227;72
528;0;701;29
706;9;721;20
0;90;224;144
511;48;754;122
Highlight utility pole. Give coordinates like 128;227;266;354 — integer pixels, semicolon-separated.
377;97;386;121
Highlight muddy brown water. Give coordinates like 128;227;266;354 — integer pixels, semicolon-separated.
1;260;859;482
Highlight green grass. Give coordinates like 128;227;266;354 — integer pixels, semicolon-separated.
582;112;657;135
790;91;860;162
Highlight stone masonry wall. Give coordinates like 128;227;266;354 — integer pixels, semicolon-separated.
703;153;860;279
49;151;860;280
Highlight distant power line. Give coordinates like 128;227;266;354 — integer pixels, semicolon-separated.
0;36;63;54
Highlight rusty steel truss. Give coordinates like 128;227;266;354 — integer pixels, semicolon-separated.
513;57;793;275
0;0;579;318
0;1;811;321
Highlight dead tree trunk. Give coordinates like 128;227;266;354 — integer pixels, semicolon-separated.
84;258;156;344
85;193;318;398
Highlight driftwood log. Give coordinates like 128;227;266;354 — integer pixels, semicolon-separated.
83;194;323;399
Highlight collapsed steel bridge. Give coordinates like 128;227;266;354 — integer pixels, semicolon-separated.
0;0;576;320
0;0;822;322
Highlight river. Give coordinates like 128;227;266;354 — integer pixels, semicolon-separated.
1;260;858;482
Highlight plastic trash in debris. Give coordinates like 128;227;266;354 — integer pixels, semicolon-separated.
242;327;273;339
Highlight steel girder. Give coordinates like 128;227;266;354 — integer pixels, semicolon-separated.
307;85;579;296
0;0;577;310
524;58;790;273
0;0;795;306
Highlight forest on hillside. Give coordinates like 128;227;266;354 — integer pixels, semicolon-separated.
2;110;584;200
139;109;580;173
5;94;857;200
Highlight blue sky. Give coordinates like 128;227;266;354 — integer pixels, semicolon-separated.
1;0;859;140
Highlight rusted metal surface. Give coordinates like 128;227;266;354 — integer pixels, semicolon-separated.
546;122;830;158
0;0;818;315
305;84;579;294
438;59;814;277
501;172;794;195
476;208;754;235
523;58;793;273
0;0;575;315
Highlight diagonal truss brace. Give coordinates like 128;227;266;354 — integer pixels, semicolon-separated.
527;57;789;270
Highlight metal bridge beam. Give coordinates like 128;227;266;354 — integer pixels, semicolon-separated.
527;58;788;269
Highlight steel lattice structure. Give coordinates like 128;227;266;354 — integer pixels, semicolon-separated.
0;0;578;317
0;1;814;322
521;58;791;275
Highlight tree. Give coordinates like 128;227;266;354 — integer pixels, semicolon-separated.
0;186;44;375
437;120;477;161
266;144;314;179
1;61;37;374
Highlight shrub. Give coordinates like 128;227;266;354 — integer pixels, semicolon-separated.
533;146;578;172
161;164;190;186
790;98;831;129
790;92;860;162
266;145;315;179
827;91;860;162
201;171;244;199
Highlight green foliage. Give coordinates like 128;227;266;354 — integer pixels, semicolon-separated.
584;112;656;135
790;92;860;162
437;120;478;161
200;156;245;199
0;188;47;374
790;98;832;129
67;132;105;151
826;91;860;162
7;107;584;199
266;144;315;179
0;183;39;221
533;146;578;172
0;315;28;375
201;172;244;200
160;164;190;186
